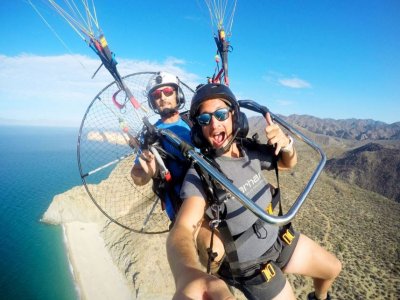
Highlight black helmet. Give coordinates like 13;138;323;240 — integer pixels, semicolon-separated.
190;83;248;152
189;83;239;121
146;71;185;114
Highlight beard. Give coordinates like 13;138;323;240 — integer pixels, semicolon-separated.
159;107;178;118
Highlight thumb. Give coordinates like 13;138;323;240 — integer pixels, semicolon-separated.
265;112;273;126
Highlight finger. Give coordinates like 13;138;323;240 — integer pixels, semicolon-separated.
138;157;149;170
268;136;279;145
142;149;151;155
265;122;279;135
274;145;281;155
265;125;273;134
140;152;153;163
207;280;235;300
265;112;273;126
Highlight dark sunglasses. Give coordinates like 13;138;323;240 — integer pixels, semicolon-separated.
196;107;232;126
150;87;175;100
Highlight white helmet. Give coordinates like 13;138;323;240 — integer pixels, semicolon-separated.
146;71;185;113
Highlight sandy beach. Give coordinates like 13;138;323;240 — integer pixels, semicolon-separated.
63;221;133;300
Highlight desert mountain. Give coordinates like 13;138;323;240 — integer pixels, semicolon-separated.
248;115;400;203
282;114;400;140
325;142;400;203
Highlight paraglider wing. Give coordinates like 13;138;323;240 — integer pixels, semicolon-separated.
204;0;237;85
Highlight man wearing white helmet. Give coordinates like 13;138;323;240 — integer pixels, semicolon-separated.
131;72;225;274
131;71;191;221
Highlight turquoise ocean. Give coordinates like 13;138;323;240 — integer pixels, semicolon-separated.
0;126;81;300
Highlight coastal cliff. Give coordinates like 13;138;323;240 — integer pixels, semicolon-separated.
42;185;104;224
42;183;176;299
42;142;400;299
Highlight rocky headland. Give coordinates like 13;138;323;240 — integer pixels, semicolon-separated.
42;116;400;299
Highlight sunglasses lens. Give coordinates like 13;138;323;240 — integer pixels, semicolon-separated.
151;87;174;99
197;113;212;125
151;90;161;99
197;108;231;126
214;108;230;121
162;87;174;96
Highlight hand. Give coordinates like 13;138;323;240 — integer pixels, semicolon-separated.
128;136;140;150
138;149;157;177
265;112;290;155
173;268;235;300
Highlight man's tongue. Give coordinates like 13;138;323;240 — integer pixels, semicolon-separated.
212;132;225;147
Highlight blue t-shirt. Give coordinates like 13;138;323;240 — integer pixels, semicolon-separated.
135;117;192;220
154;118;192;180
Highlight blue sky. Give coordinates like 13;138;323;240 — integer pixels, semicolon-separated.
0;0;399;127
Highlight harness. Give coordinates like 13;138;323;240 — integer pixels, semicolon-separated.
194;134;294;282
143;111;193;222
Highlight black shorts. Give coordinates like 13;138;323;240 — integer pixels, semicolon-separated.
218;227;300;300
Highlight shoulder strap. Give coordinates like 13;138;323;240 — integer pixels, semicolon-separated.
238;134;283;214
193;160;231;274
179;110;193;128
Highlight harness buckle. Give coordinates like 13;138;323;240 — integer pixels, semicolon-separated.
209;219;221;229
282;228;295;245
266;203;273;214
261;263;276;282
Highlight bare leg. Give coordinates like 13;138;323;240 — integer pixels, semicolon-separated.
283;234;342;299
272;280;296;300
196;221;225;274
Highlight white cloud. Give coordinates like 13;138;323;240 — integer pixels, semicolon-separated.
278;77;311;89
276;99;293;106
0;54;199;127
262;71;311;89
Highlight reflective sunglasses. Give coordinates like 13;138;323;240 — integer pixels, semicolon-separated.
150;87;175;100
196;107;232;126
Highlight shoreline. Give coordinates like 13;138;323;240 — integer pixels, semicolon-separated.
62;221;133;300
62;224;82;300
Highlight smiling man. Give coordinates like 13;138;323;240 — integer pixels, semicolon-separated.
131;71;191;220
167;83;342;300
131;73;225;275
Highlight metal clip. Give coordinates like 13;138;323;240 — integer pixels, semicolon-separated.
282;229;295;245
261;263;276;282
209;203;221;229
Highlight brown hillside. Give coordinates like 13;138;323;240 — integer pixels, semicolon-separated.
275;141;400;299
283;115;400;140
44;135;400;299
325;143;400;203
248;116;400;203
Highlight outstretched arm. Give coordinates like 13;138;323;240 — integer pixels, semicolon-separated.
264;112;297;169
130;150;158;185
167;196;234;300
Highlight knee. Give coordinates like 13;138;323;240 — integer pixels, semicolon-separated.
332;257;342;278
324;254;342;281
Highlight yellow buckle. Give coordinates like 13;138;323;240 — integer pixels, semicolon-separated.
282;229;295;245
261;263;276;282
266;203;273;214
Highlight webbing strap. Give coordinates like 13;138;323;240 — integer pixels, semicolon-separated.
193;138;284;276
274;159;283;216
206;225;218;274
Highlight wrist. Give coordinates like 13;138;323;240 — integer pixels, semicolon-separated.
281;135;294;153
